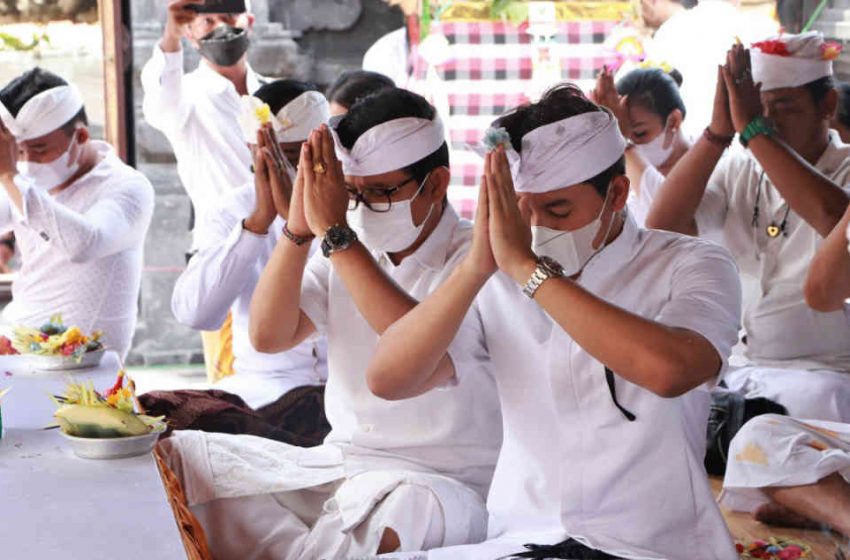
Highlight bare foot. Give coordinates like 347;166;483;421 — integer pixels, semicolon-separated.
753;502;823;530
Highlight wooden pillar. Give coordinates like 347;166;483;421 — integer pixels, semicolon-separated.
98;0;135;165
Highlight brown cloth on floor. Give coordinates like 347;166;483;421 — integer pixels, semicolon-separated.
139;385;330;448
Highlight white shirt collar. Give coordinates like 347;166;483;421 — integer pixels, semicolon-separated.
581;210;641;281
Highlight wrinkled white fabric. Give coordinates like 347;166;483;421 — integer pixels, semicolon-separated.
751;31;834;92
0;141;153;357
512;111;626;194
237;91;330;144
0;84;84;141
331;116;445;176
720;414;850;512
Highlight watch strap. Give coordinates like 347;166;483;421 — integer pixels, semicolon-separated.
739;116;773;148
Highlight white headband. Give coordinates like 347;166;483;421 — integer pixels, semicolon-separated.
512;111;626;194
0;84;84;141
238;91;330;144
751;32;836;92
331;116;445;177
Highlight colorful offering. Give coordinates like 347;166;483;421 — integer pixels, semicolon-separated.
51;371;164;438
9;315;104;362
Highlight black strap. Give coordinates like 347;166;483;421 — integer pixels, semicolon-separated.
506;538;623;559
605;367;636;422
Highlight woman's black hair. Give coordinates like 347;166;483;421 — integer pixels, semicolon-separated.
616;67;686;121
326;70;396;111
0;67;88;133
493;83;625;196
335;88;449;183
254;79;321;115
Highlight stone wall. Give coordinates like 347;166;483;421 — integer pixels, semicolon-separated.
129;0;404;364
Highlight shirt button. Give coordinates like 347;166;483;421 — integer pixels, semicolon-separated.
361;424;374;433
40;232;49;241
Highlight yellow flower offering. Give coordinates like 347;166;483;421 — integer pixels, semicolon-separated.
254;102;272;125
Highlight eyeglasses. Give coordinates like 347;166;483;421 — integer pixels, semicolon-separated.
346;177;419;213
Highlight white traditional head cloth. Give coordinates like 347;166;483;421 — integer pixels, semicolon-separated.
0;84;84;141
751;31;839;92
330;114;445;176
506;110;626;194
238;90;330;144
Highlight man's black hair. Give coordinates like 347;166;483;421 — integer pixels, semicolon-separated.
335;88;449;184
494;83;625;197
0;68;88;134
326;70;395;111
804;75;836;107
254;79;321;115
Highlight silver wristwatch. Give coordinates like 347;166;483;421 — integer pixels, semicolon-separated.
521;256;565;299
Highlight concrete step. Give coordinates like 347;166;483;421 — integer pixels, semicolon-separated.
817;7;850;21
811;20;850;40
834;0;850;10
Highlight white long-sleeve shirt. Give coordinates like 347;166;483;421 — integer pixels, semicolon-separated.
171;182;327;409
140;45;265;251
1;141;154;358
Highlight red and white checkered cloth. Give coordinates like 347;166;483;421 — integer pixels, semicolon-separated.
409;20;620;218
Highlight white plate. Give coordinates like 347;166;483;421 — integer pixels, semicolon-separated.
60;424;166;460
20;349;106;372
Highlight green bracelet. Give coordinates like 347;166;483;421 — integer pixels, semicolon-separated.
739;116;773;148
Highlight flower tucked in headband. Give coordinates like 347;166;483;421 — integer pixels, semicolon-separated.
482;127;512;151
751;38;791;57
821;41;843;61
637;59;674;74
237;95;280;143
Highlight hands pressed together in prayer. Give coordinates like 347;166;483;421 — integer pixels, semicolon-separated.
466;146;536;284
300;125;349;238
712;43;765;137
245;124;293;234
591;65;631;139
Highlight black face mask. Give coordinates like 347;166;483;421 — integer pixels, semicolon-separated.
198;25;250;67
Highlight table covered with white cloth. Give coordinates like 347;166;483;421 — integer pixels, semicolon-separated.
0;352;185;559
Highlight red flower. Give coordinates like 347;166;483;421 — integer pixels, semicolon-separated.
752;39;791;57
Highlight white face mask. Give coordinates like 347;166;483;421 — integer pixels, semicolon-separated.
634;121;676;168
17;132;81;190
531;189;616;276
347;174;435;254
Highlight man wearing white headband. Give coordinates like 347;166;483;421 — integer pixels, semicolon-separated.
141;0;260;254
0;69;154;358
366;83;742;559
140;80;330;444
647;36;850;425
712;183;850;537
159;88;501;558
141;0;263;382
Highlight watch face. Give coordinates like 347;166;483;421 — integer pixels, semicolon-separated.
538;255;565;276
326;225;353;247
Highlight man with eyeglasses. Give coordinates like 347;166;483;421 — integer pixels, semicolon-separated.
159;88;501;559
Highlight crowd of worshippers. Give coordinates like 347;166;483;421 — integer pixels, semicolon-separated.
1;0;850;558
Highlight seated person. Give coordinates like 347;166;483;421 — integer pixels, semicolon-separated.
594;65;691;226
325;69;395;116
141;80;331;447
367;83;741;559
0;68;154;357
720;188;850;537
160;88;502;559
721;414;850;537
647;34;850;422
